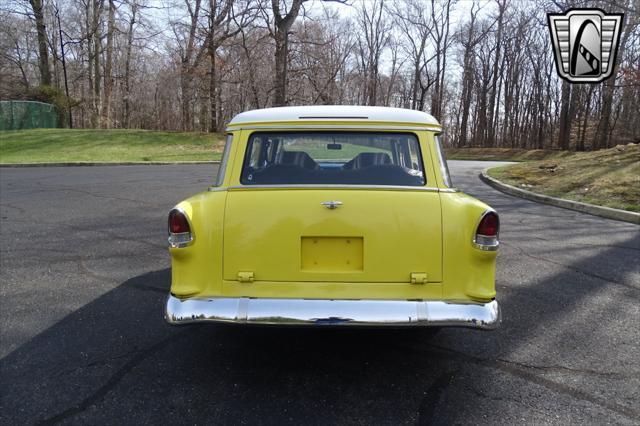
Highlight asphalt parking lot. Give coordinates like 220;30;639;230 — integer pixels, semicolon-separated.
1;161;639;425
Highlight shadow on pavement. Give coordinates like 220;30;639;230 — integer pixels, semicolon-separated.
1;232;639;424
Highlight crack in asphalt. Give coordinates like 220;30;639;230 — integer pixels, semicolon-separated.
419;343;640;421
494;358;640;380
37;329;194;425
501;242;640;292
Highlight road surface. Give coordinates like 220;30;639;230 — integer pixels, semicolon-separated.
1;161;638;424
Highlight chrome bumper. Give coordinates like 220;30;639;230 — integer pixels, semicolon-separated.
165;295;501;330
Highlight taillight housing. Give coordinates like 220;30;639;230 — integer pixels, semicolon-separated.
473;211;499;251
168;209;193;248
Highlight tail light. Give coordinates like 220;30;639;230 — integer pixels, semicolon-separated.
168;209;193;248
473;211;499;251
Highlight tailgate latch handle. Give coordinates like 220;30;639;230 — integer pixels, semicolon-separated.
237;272;254;283
410;272;428;284
321;201;343;209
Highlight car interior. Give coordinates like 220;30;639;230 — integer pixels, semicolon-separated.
241;133;425;186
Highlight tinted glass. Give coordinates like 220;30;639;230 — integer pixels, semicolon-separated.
241;132;425;186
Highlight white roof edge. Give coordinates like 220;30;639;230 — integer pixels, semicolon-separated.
228;106;440;126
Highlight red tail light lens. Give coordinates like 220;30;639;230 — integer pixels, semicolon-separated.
169;210;190;234
168;209;193;247
477;212;499;236
474;211;499;251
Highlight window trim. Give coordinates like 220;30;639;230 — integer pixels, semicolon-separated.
239;130;427;187
434;133;453;188
214;133;233;186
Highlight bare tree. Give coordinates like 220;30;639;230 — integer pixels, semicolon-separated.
270;0;305;106
27;0;51;85
357;0;389;106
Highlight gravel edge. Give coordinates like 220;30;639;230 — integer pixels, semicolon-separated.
480;168;640;225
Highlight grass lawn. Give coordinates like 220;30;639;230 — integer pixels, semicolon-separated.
487;144;640;212
0;129;226;163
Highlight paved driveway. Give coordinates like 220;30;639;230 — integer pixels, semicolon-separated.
1;162;638;424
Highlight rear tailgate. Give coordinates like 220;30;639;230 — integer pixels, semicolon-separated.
223;188;442;284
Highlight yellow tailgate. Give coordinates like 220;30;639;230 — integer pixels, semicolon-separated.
223;188;442;284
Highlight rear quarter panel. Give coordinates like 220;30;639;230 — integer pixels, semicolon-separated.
169;190;226;297
440;192;497;302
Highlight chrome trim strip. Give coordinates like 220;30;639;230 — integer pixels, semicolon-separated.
472;209;500;251
225;124;442;131
224;184;442;192
213;134;233;187
208;185;457;193
165;296;501;329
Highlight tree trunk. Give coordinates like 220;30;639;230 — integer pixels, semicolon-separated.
209;47;218;132
29;0;51;86
123;3;137;129
271;0;304;107
91;0;103;128
102;0;116;128
459;45;473;147
487;0;505;147
55;4;72;128
557;80;571;150
180;68;192;131
273;31;288;106
593;11;634;149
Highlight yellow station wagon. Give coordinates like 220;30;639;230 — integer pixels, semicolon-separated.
165;106;501;329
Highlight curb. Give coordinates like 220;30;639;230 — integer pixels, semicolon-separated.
480;168;640;225
0;161;220;167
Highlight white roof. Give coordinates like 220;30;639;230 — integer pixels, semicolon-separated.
228;106;440;126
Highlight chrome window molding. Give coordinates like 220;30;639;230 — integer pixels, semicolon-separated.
434;134;453;188
213;134;233;187
240;130;428;187
207;186;228;192
472;209;499;251
225;124;442;131
165;295;501;329
168;207;195;248
208;184;459;193
224;184;442;192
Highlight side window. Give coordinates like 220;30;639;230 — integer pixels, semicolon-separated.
435;134;453;188
214;134;233;186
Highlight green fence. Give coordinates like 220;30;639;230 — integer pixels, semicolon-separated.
0;101;59;130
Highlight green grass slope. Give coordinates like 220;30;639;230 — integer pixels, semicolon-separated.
445;148;572;162
0;129;225;163
487;144;640;212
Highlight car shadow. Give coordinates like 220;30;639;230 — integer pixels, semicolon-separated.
1;232;639;424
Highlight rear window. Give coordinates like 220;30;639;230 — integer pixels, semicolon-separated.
241;132;425;186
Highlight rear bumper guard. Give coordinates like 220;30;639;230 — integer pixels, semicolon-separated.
165;295;501;329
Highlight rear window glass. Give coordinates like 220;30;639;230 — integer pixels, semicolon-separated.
241;132;425;186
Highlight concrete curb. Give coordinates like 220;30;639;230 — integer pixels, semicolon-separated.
480;168;640;225
0;161;220;167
